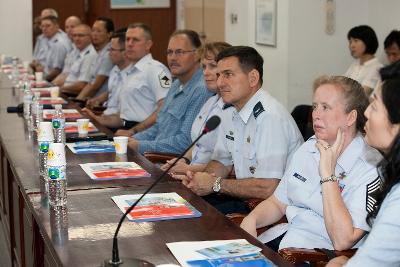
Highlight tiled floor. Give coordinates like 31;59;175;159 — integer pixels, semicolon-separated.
0;224;11;267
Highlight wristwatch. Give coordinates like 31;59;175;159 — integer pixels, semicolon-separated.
212;177;222;193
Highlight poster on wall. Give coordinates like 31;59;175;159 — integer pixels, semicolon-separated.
111;0;170;9
255;0;277;46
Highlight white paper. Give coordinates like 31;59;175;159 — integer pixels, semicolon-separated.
166;239;256;267
257;223;288;243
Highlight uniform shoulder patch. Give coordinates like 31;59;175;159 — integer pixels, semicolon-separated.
366;176;382;213
253;101;265;119
158;71;171;88
222;103;233;110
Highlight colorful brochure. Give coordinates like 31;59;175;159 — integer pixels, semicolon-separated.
167;240;276;267
43;109;82;119
186;253;275;267
65;121;98;133
111;192;202;222
39;97;67;105
67;140;114;154
31;87;51;97
80;162;150;180
195;241;262;259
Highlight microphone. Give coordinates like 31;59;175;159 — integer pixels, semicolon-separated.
103;115;221;267
7;103;23;113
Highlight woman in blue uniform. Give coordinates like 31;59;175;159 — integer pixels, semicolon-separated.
240;76;382;252
327;80;400;266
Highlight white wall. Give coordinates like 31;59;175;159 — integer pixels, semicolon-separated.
368;0;400;65
225;0;400;111
287;0;369;111
0;0;32;61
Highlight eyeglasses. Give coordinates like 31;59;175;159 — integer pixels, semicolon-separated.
73;33;90;38
109;48;125;52
166;49;196;57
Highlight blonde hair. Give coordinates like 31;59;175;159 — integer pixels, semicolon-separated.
199;42;231;60
313;75;369;133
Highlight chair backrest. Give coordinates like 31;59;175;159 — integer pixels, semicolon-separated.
291;105;314;140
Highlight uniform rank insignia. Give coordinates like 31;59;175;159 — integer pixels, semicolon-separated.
225;135;234;141
366;177;382;213
249;166;256;174
293;172;307;182
253;101;265;119
158;71;171;88
223;103;234;110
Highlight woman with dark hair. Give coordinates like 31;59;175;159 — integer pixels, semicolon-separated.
345;25;383;95
326;79;400;266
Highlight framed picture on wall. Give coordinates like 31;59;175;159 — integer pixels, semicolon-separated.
255;0;277;46
111;0;170;9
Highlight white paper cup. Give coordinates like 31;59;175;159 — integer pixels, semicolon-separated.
50;86;60;98
47;143;66;166
23;61;29;71
35;72;43;82
38;121;54;141
77;119;90;135
113;136;129;154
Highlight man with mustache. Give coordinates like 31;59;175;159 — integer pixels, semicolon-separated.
126;30;213;155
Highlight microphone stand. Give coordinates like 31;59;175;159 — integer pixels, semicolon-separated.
103;116;220;266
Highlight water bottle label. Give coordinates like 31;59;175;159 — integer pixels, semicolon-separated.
39;142;50;153
52;119;65;129
48;166;66;180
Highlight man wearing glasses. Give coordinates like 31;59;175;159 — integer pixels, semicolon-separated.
60;24;97;94
83;23;171;132
73;17;115;99
125;29;213;155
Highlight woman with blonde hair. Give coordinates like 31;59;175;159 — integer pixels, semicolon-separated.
240;76;382;254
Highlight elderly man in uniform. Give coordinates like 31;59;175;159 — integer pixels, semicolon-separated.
30;15;71;81
52;16;81;86
60;24;97;94
178;46;303;214
73;17;114;100
32;8;59;61
126;29;213;155
83;23;171;132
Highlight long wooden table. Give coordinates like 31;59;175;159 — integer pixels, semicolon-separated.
0;73;293;267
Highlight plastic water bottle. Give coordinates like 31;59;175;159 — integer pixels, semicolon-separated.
38;141;52;177
52;105;66;144
23;85;33;120
47;143;67;206
50;206;68;245
31;92;43;131
48;165;67;206
11;57;20;87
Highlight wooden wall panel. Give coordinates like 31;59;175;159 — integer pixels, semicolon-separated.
32;0;177;65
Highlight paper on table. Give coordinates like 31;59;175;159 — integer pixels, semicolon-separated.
166;239;255;267
43;109;82;119
257;223;288;244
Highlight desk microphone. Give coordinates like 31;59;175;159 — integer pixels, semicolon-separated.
102;115;221;267
7;103;23;113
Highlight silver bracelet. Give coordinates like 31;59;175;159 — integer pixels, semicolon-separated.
320;174;337;184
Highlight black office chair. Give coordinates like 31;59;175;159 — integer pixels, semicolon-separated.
291;105;314;140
